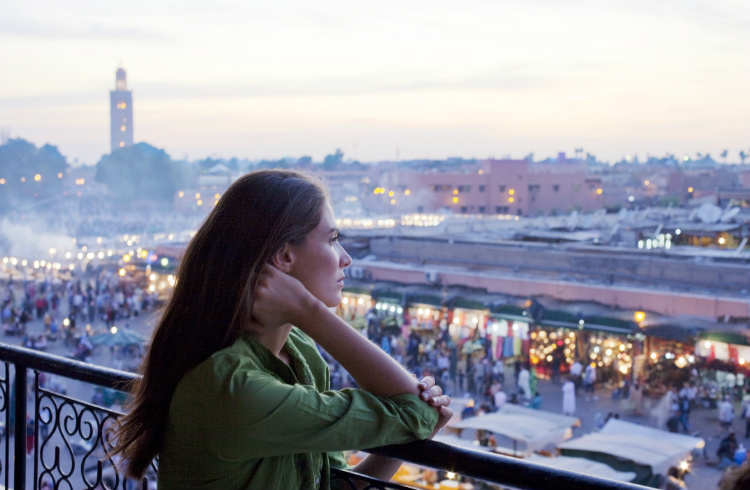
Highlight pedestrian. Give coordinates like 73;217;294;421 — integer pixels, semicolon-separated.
583;362;597;401
570;359;583;395
678;395;691;432
517;363;531;401
720;396;735;430
742;397;750;439
562;377;576;416
25;415;35;457
110;170;452;490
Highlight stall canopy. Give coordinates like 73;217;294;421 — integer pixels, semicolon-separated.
444;406;580;454
557;420;699;479
90;329;146;348
524;455;636;483
599;419;704;451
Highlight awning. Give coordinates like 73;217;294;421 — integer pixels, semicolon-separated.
406;294;442;307
450;297;487;311
581;316;637;335
538;310;580;329
489;304;529;322
698;331;750;346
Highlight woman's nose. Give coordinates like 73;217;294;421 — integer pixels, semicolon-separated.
339;245;352;267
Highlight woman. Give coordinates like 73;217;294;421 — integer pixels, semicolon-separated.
111;170;452;489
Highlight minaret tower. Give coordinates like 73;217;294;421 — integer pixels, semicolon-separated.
110;68;134;152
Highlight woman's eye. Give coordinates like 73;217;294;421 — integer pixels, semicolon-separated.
330;234;339;243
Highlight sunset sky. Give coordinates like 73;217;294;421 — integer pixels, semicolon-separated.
1;0;748;165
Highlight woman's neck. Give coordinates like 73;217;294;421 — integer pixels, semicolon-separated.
251;323;294;363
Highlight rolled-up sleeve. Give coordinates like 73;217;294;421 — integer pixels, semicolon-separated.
213;369;437;460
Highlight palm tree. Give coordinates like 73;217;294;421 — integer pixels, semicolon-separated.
721;149;728;164
741;150;747;165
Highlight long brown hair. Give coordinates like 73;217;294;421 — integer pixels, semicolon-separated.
110;169;329;478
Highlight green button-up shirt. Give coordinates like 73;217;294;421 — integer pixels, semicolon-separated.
158;327;438;490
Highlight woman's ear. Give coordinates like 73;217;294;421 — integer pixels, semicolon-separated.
271;244;294;273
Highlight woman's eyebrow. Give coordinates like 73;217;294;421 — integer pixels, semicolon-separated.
328;227;339;234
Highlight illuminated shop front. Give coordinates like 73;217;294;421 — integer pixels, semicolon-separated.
641;324;697;369
447;298;489;343
337;288;373;332
405;294;444;335
531;311;638;382
695;331;750;367
486;305;530;361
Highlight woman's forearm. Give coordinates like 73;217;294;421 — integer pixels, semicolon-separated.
299;301;421;398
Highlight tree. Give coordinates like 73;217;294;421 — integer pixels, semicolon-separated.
721;149;728;164
323;149;344;170
95;143;178;203
0;138;68;211
740;150;747;165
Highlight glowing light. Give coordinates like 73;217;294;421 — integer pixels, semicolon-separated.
634;311;645;322
197;200;203;206
509;189;515;195
123;254;131;262
111;326;118;334
644;180;650;186
404;190;410;195
596;188;602;195
119;268;126;276
34;174;42;181
214;193;221;199
718;237;726;245
650;352;657;359
388;190;394;197
452;197;458;203
453;189;458;195
508;197;514;203
58;173;63;178
178;191;184;198
150;273;157;281
160;258;169;267
704;340;711;348
680;461;689;471
687;187;693;193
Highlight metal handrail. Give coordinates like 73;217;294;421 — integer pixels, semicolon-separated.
0;343;649;490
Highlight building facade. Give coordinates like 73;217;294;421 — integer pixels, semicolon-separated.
366;157;602;216
109;68;134;152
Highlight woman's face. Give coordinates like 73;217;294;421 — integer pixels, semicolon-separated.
288;204;352;307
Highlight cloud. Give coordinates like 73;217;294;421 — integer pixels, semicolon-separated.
0;18;173;42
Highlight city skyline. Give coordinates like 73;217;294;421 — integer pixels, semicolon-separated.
1;0;748;166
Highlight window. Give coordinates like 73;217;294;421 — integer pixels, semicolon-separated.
573;184;580;192
457;185;471;192
499;185;506;192
553;185;560;192
430;184;452;192
528;184;540;192
496;206;509;214
479;185;485;193
417;206;424;213
479;206;485;214
461;206;468;213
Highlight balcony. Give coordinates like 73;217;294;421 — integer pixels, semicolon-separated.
0;343;646;490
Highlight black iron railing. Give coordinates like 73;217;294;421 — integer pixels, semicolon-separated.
0;344;648;490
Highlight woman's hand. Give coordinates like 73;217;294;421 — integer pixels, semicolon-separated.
250;264;319;332
418;377;453;439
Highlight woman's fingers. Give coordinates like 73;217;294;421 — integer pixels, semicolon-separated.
419;376;435;390
429;395;451;407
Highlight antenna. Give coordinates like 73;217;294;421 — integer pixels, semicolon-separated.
695;203;722;224
720;207;740;223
